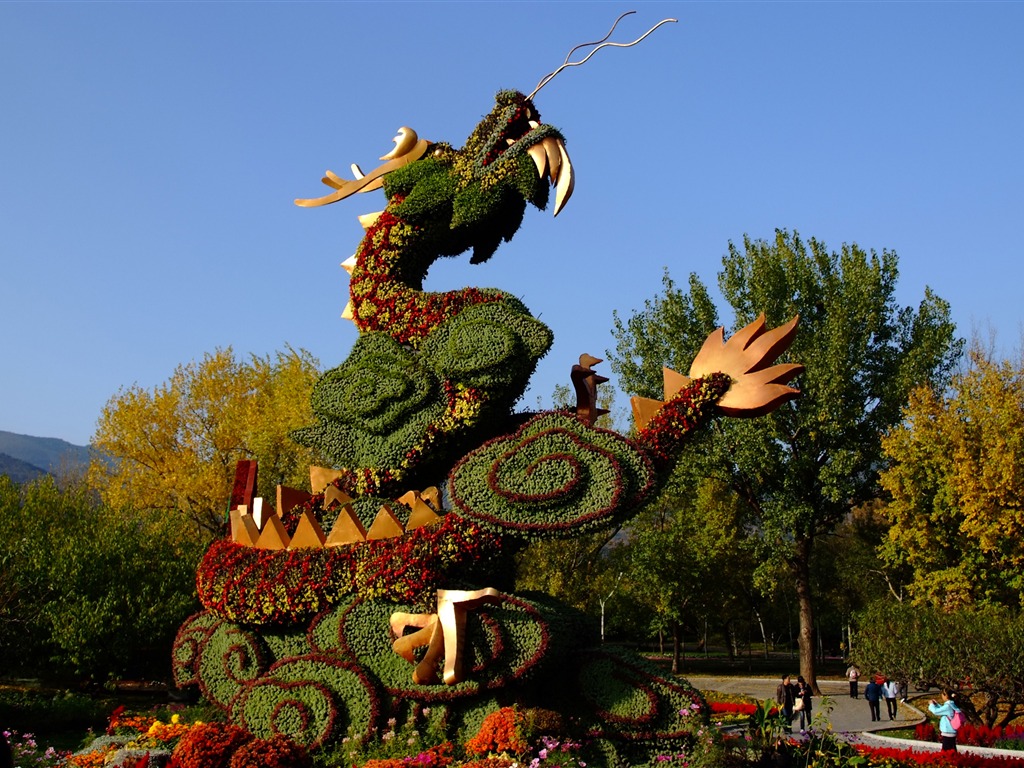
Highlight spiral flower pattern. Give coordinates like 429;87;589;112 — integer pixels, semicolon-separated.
231;655;378;749
447;412;654;537
197;622;268;711
171;611;220;688
419;300;552;395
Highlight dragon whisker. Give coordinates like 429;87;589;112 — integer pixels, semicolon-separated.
527;11;677;101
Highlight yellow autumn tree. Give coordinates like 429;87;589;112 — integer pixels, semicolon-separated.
880;344;1024;607
88;347;321;536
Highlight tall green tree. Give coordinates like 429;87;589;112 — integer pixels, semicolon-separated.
880;345;1024;607
621;475;749;672
0;475;205;680
609;229;961;689
854;600;1024;727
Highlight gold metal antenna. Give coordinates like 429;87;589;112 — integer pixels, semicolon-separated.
526;11;677;101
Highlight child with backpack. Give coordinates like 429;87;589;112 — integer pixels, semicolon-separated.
928;688;964;752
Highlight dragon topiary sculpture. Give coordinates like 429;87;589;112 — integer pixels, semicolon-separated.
172;13;804;765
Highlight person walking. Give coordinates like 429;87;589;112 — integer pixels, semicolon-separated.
846;663;861;699
864;676;883;722
928;688;963;752
795;675;813;732
882;677;899;720
776;674;796;732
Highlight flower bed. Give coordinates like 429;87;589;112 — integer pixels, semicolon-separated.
917;722;1024;751
857;744;1024;767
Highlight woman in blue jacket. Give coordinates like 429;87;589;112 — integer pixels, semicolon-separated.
928;688;963;752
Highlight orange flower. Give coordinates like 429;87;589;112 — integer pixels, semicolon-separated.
464;707;529;757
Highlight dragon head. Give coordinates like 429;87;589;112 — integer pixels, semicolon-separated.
458;90;574;217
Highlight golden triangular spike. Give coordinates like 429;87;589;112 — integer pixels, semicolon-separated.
662;367;693;400
406;497;443;531
421;486;441;511
277;485;312;517
358;211;384;230
254;513;290;550
325;504;367;547
233;509;261;546
324;485;354;509
289;510;327;549
631;396;666;432
366;503;405;540
310;466;344;494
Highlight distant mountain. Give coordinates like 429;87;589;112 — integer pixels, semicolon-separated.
0;430;93;475
0;452;47;483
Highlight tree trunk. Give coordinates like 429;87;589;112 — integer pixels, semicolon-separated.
793;534;819;693
671;621;682;674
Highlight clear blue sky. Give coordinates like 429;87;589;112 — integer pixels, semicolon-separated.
2;2;1022;446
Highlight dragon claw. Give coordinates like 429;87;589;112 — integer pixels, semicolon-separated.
687;314;803;417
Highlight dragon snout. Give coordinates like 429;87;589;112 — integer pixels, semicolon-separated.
526;134;574;216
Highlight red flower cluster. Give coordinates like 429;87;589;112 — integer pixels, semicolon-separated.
637;374;731;472
170;723;251;768
855;744;1024;767
918;722;1024;749
348;202;506;347
196;513;501;625
227;735;311;768
169;723;312;768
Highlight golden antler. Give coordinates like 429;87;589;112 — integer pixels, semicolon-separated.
295;128;430;208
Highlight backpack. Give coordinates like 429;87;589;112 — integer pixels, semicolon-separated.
949;708;964;730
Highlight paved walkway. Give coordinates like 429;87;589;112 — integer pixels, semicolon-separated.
688;676;923;737
689;676;1024;758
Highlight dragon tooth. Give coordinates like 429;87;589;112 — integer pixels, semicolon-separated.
544;137;561;185
350;163;365;180
552;141;574;216
527;143;548;179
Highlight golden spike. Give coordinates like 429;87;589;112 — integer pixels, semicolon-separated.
358;211;383;230
289;510;327;549
366;504;405;540
232;507;261;546
662;367;692;399
324;485;353;509
630;396;666;432
310;466;343;494
254;513;290;550
325;504;367;547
